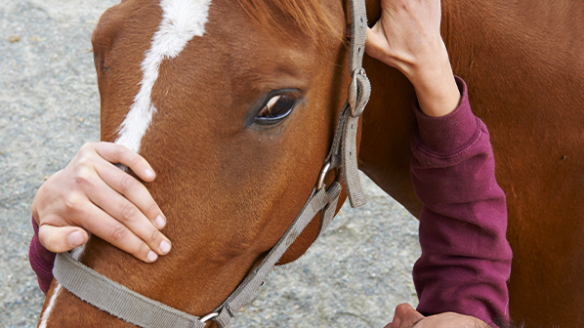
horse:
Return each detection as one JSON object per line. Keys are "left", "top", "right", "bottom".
{"left": 37, "top": 0, "right": 584, "bottom": 327}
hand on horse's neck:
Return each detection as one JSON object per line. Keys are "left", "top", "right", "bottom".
{"left": 357, "top": 0, "right": 461, "bottom": 217}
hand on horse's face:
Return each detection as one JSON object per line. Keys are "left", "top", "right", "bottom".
{"left": 32, "top": 142, "right": 171, "bottom": 263}
{"left": 365, "top": 0, "right": 461, "bottom": 118}
{"left": 385, "top": 303, "right": 489, "bottom": 328}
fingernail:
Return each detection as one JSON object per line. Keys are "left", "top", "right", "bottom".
{"left": 159, "top": 240, "right": 171, "bottom": 254}
{"left": 147, "top": 251, "right": 158, "bottom": 262}
{"left": 67, "top": 231, "right": 84, "bottom": 247}
{"left": 144, "top": 169, "right": 155, "bottom": 179}
{"left": 155, "top": 215, "right": 166, "bottom": 229}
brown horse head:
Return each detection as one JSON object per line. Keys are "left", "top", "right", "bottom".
{"left": 39, "top": 0, "right": 355, "bottom": 326}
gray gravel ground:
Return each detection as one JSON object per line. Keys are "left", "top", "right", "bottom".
{"left": 0, "top": 1, "right": 421, "bottom": 327}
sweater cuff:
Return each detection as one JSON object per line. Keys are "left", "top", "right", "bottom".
{"left": 413, "top": 76, "right": 479, "bottom": 155}
{"left": 29, "top": 217, "right": 56, "bottom": 294}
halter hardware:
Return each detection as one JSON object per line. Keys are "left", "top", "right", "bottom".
{"left": 348, "top": 68, "right": 370, "bottom": 118}
{"left": 317, "top": 162, "right": 332, "bottom": 190}
{"left": 199, "top": 313, "right": 219, "bottom": 323}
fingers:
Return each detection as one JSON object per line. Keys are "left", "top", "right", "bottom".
{"left": 35, "top": 142, "right": 171, "bottom": 263}
{"left": 91, "top": 142, "right": 156, "bottom": 182}
{"left": 94, "top": 159, "right": 166, "bottom": 229}
{"left": 85, "top": 175, "right": 171, "bottom": 257}
{"left": 76, "top": 202, "right": 163, "bottom": 263}
{"left": 365, "top": 25, "right": 403, "bottom": 71}
{"left": 39, "top": 224, "right": 89, "bottom": 253}
{"left": 365, "top": 26, "right": 388, "bottom": 63}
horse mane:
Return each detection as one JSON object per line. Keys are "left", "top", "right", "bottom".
{"left": 237, "top": 0, "right": 342, "bottom": 44}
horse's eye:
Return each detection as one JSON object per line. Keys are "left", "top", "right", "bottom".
{"left": 255, "top": 92, "right": 299, "bottom": 124}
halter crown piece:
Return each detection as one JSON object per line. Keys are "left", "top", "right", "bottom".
{"left": 53, "top": 1, "right": 371, "bottom": 327}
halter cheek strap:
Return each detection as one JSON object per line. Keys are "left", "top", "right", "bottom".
{"left": 53, "top": 0, "right": 370, "bottom": 327}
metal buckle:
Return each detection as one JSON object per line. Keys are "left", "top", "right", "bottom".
{"left": 348, "top": 68, "right": 367, "bottom": 118}
{"left": 200, "top": 312, "right": 219, "bottom": 323}
{"left": 316, "top": 162, "right": 332, "bottom": 191}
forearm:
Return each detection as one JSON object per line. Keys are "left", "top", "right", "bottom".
{"left": 410, "top": 78, "right": 513, "bottom": 325}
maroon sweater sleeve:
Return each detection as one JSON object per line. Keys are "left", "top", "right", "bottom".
{"left": 411, "top": 77, "right": 512, "bottom": 326}
{"left": 29, "top": 217, "right": 56, "bottom": 295}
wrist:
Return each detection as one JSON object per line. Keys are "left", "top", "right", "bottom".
{"left": 407, "top": 51, "right": 461, "bottom": 117}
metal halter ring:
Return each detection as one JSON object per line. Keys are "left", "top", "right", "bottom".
{"left": 200, "top": 312, "right": 219, "bottom": 323}
{"left": 317, "top": 162, "right": 332, "bottom": 190}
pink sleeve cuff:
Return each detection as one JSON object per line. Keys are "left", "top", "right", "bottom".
{"left": 413, "top": 76, "right": 479, "bottom": 155}
{"left": 29, "top": 217, "right": 56, "bottom": 294}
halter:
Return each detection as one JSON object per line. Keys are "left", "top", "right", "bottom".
{"left": 53, "top": 1, "right": 370, "bottom": 327}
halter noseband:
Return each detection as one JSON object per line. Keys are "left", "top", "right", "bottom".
{"left": 53, "top": 1, "right": 371, "bottom": 327}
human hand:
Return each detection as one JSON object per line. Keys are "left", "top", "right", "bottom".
{"left": 32, "top": 142, "right": 171, "bottom": 263}
{"left": 365, "top": 0, "right": 461, "bottom": 117}
{"left": 384, "top": 303, "right": 490, "bottom": 328}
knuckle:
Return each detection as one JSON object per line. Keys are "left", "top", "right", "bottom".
{"left": 76, "top": 152, "right": 94, "bottom": 167}
{"left": 111, "top": 225, "right": 128, "bottom": 242}
{"left": 78, "top": 143, "right": 95, "bottom": 158}
{"left": 139, "top": 242, "right": 150, "bottom": 254}
{"left": 130, "top": 154, "right": 141, "bottom": 166}
{"left": 395, "top": 303, "right": 411, "bottom": 315}
{"left": 113, "top": 144, "right": 128, "bottom": 159}
{"left": 73, "top": 168, "right": 93, "bottom": 188}
{"left": 119, "top": 203, "right": 137, "bottom": 222}
{"left": 65, "top": 194, "right": 83, "bottom": 212}
{"left": 119, "top": 175, "right": 134, "bottom": 194}
{"left": 41, "top": 230, "right": 66, "bottom": 252}
{"left": 134, "top": 242, "right": 151, "bottom": 259}
{"left": 80, "top": 142, "right": 92, "bottom": 153}
{"left": 147, "top": 202, "right": 159, "bottom": 216}
{"left": 45, "top": 234, "right": 61, "bottom": 250}
{"left": 150, "top": 229, "right": 160, "bottom": 243}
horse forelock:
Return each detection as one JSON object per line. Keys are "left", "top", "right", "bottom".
{"left": 115, "top": 0, "right": 212, "bottom": 153}
{"left": 38, "top": 283, "right": 63, "bottom": 328}
{"left": 237, "top": 0, "right": 342, "bottom": 44}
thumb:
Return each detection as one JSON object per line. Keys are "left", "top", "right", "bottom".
{"left": 38, "top": 224, "right": 88, "bottom": 253}
{"left": 365, "top": 25, "right": 394, "bottom": 67}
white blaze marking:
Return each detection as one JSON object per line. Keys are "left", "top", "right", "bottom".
{"left": 38, "top": 283, "right": 63, "bottom": 328}
{"left": 38, "top": 243, "right": 85, "bottom": 326}
{"left": 115, "top": 0, "right": 212, "bottom": 152}
{"left": 71, "top": 241, "right": 88, "bottom": 260}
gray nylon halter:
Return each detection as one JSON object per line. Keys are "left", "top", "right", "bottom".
{"left": 53, "top": 1, "right": 371, "bottom": 327}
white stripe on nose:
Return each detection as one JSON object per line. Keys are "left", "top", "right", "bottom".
{"left": 116, "top": 0, "right": 212, "bottom": 153}
{"left": 38, "top": 283, "right": 63, "bottom": 328}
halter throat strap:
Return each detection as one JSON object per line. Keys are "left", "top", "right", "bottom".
{"left": 52, "top": 1, "right": 370, "bottom": 327}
